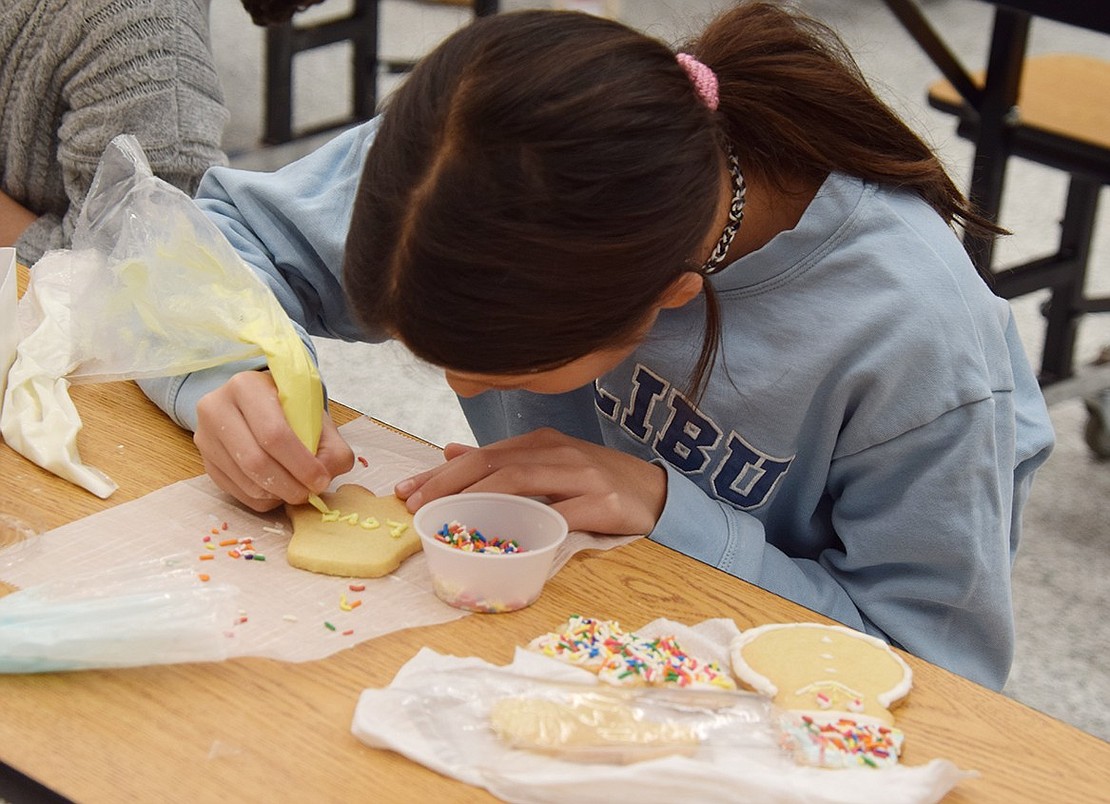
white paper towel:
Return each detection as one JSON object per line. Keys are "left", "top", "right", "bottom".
{"left": 352, "top": 618, "right": 974, "bottom": 804}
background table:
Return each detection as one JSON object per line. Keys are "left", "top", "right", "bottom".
{"left": 2, "top": 269, "right": 1109, "bottom": 801}
{"left": 882, "top": 0, "right": 1110, "bottom": 386}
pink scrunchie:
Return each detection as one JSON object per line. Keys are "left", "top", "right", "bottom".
{"left": 676, "top": 53, "right": 719, "bottom": 111}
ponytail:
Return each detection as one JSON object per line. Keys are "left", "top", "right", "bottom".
{"left": 690, "top": 3, "right": 1002, "bottom": 243}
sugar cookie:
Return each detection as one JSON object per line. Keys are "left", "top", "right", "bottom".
{"left": 730, "top": 622, "right": 913, "bottom": 769}
{"left": 528, "top": 615, "right": 737, "bottom": 690}
{"left": 729, "top": 622, "right": 911, "bottom": 725}
{"left": 285, "top": 484, "right": 420, "bottom": 577}
{"left": 526, "top": 615, "right": 633, "bottom": 673}
{"left": 781, "top": 714, "right": 905, "bottom": 769}
{"left": 489, "top": 694, "right": 700, "bottom": 764}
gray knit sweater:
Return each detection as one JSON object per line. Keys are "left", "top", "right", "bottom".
{"left": 0, "top": 0, "right": 229, "bottom": 265}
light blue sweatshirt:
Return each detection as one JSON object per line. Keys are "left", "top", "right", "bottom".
{"left": 141, "top": 119, "right": 1054, "bottom": 690}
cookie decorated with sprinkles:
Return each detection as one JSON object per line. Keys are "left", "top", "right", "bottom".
{"left": 528, "top": 616, "right": 736, "bottom": 690}
{"left": 596, "top": 634, "right": 736, "bottom": 690}
{"left": 526, "top": 615, "right": 633, "bottom": 674}
{"left": 782, "top": 714, "right": 905, "bottom": 769}
{"left": 730, "top": 622, "right": 913, "bottom": 769}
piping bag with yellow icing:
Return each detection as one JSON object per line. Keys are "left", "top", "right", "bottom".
{"left": 241, "top": 305, "right": 327, "bottom": 513}
{"left": 261, "top": 324, "right": 328, "bottom": 514}
{"left": 0, "top": 135, "right": 325, "bottom": 500}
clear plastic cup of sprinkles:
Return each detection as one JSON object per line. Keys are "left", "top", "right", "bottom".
{"left": 413, "top": 493, "right": 568, "bottom": 613}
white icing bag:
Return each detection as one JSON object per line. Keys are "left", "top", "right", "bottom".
{"left": 0, "top": 557, "right": 238, "bottom": 673}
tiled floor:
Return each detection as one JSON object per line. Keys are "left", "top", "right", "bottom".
{"left": 208, "top": 0, "right": 1110, "bottom": 741}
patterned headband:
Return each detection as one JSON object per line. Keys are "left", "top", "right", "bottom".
{"left": 701, "top": 145, "right": 747, "bottom": 275}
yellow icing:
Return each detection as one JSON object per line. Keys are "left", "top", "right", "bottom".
{"left": 238, "top": 315, "right": 322, "bottom": 455}
{"left": 307, "top": 494, "right": 331, "bottom": 514}
{"left": 731, "top": 623, "right": 912, "bottom": 725}
{"left": 318, "top": 509, "right": 393, "bottom": 533}
{"left": 114, "top": 236, "right": 324, "bottom": 455}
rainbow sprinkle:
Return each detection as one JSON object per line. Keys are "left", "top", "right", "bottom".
{"left": 434, "top": 521, "right": 523, "bottom": 554}
{"left": 528, "top": 615, "right": 736, "bottom": 690}
{"left": 784, "top": 715, "right": 904, "bottom": 769}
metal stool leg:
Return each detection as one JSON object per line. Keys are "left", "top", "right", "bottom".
{"left": 962, "top": 8, "right": 1030, "bottom": 274}
{"left": 352, "top": 0, "right": 380, "bottom": 125}
{"left": 1039, "top": 177, "right": 1100, "bottom": 383}
{"left": 264, "top": 24, "right": 296, "bottom": 145}
{"left": 263, "top": 0, "right": 495, "bottom": 146}
{"left": 263, "top": 0, "right": 381, "bottom": 145}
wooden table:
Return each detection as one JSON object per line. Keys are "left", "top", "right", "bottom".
{"left": 3, "top": 281, "right": 1109, "bottom": 802}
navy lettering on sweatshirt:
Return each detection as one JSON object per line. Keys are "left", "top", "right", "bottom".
{"left": 596, "top": 363, "right": 793, "bottom": 510}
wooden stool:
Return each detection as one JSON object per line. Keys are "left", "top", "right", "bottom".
{"left": 263, "top": 0, "right": 497, "bottom": 145}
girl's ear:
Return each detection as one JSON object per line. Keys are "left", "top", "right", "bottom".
{"left": 657, "top": 271, "right": 705, "bottom": 309}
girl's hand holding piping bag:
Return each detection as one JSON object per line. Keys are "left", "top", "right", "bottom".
{"left": 394, "top": 430, "right": 667, "bottom": 536}
{"left": 193, "top": 370, "right": 354, "bottom": 513}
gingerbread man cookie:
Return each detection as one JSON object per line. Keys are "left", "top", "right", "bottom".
{"left": 730, "top": 622, "right": 913, "bottom": 768}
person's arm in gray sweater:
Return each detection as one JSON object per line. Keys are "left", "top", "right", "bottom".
{"left": 3, "top": 0, "right": 229, "bottom": 265}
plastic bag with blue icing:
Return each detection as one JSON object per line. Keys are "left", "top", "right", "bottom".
{"left": 0, "top": 558, "right": 238, "bottom": 673}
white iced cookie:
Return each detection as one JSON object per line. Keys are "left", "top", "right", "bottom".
{"left": 528, "top": 616, "right": 736, "bottom": 690}
{"left": 526, "top": 615, "right": 634, "bottom": 674}
{"left": 595, "top": 634, "right": 737, "bottom": 690}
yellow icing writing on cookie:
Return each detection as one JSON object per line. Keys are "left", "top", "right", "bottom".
{"left": 284, "top": 484, "right": 420, "bottom": 578}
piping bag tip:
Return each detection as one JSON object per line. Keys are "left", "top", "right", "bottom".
{"left": 307, "top": 494, "right": 331, "bottom": 514}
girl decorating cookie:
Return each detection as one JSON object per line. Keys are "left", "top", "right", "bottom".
{"left": 140, "top": 3, "right": 1053, "bottom": 690}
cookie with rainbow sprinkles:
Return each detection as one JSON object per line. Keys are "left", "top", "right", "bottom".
{"left": 729, "top": 622, "right": 913, "bottom": 769}
{"left": 527, "top": 615, "right": 736, "bottom": 691}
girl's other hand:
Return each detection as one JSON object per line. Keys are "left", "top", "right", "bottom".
{"left": 394, "top": 428, "right": 666, "bottom": 535}
{"left": 193, "top": 370, "right": 354, "bottom": 511}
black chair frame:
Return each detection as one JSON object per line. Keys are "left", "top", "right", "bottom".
{"left": 263, "top": 0, "right": 498, "bottom": 146}
{"left": 883, "top": 0, "right": 1110, "bottom": 384}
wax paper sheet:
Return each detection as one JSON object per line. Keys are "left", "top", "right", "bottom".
{"left": 0, "top": 417, "right": 640, "bottom": 665}
{"left": 352, "top": 619, "right": 975, "bottom": 804}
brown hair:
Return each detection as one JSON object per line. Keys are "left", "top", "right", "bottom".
{"left": 344, "top": 3, "right": 999, "bottom": 396}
